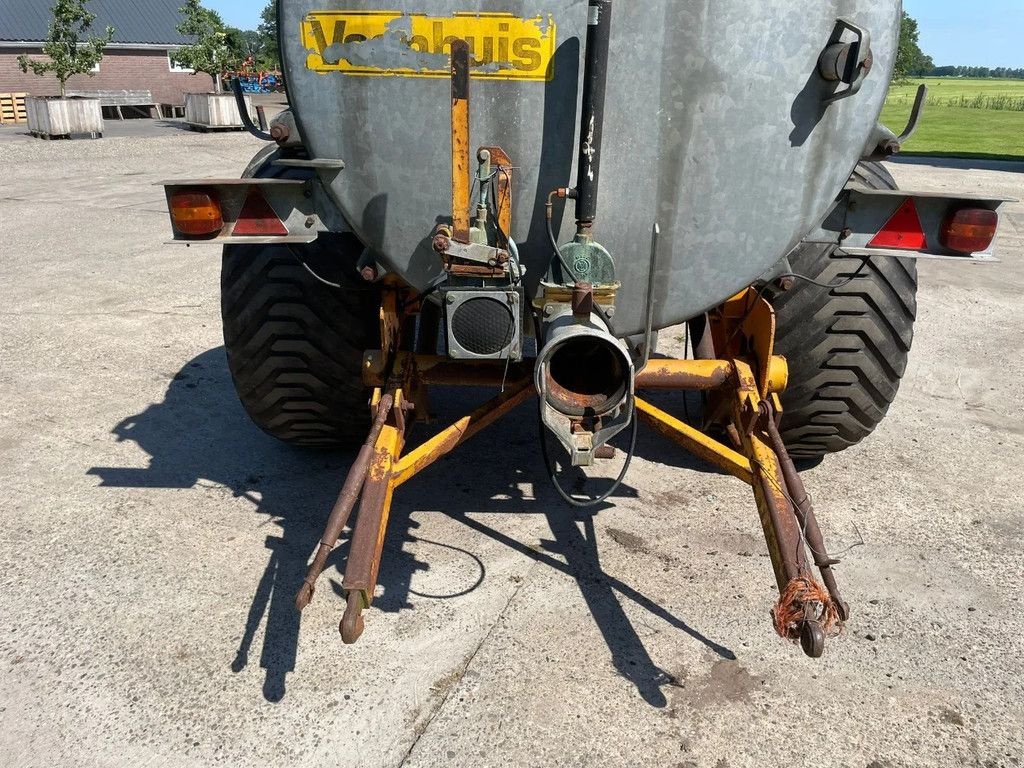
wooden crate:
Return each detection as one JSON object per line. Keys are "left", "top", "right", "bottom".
{"left": 26, "top": 96, "right": 103, "bottom": 139}
{"left": 0, "top": 93, "right": 28, "bottom": 124}
{"left": 184, "top": 92, "right": 253, "bottom": 130}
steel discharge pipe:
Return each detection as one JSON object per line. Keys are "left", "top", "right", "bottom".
{"left": 535, "top": 307, "right": 635, "bottom": 467}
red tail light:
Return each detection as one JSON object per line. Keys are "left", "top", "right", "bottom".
{"left": 940, "top": 208, "right": 998, "bottom": 254}
{"left": 170, "top": 190, "right": 223, "bottom": 237}
{"left": 868, "top": 198, "right": 927, "bottom": 250}
{"left": 233, "top": 188, "right": 288, "bottom": 236}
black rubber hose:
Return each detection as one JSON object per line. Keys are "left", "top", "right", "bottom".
{"left": 575, "top": 0, "right": 614, "bottom": 225}
{"left": 231, "top": 78, "right": 274, "bottom": 142}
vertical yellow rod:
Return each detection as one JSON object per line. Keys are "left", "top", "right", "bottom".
{"left": 450, "top": 39, "right": 471, "bottom": 242}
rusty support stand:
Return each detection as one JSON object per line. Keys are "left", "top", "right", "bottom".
{"left": 295, "top": 379, "right": 535, "bottom": 644}
{"left": 762, "top": 402, "right": 850, "bottom": 622}
{"left": 295, "top": 285, "right": 847, "bottom": 657}
{"left": 339, "top": 391, "right": 408, "bottom": 643}
{"left": 294, "top": 394, "right": 395, "bottom": 611}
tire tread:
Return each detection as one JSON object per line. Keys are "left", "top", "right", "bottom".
{"left": 221, "top": 239, "right": 379, "bottom": 448}
{"left": 773, "top": 161, "right": 918, "bottom": 458}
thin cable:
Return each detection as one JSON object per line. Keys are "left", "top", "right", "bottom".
{"left": 775, "top": 253, "right": 873, "bottom": 290}
{"left": 474, "top": 169, "right": 523, "bottom": 392}
{"left": 727, "top": 254, "right": 875, "bottom": 347}
{"left": 538, "top": 404, "right": 639, "bottom": 509}
{"left": 724, "top": 253, "right": 876, "bottom": 348}
{"left": 535, "top": 188, "right": 640, "bottom": 507}
{"left": 402, "top": 536, "right": 486, "bottom": 599}
{"left": 496, "top": 237, "right": 525, "bottom": 392}
{"left": 490, "top": 170, "right": 522, "bottom": 287}
{"left": 752, "top": 455, "right": 866, "bottom": 562}
{"left": 682, "top": 322, "right": 691, "bottom": 424}
{"left": 546, "top": 191, "right": 580, "bottom": 284}
{"left": 399, "top": 272, "right": 450, "bottom": 310}
{"left": 299, "top": 260, "right": 344, "bottom": 289}
{"left": 286, "top": 244, "right": 353, "bottom": 290}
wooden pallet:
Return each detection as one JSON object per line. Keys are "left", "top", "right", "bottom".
{"left": 0, "top": 93, "right": 28, "bottom": 124}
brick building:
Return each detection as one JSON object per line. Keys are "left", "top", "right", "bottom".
{"left": 0, "top": 0, "right": 215, "bottom": 108}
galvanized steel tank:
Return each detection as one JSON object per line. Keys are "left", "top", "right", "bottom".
{"left": 280, "top": 0, "right": 902, "bottom": 335}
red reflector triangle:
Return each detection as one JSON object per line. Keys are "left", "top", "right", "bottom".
{"left": 234, "top": 188, "right": 288, "bottom": 236}
{"left": 868, "top": 198, "right": 927, "bottom": 250}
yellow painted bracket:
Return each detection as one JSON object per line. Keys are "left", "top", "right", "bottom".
{"left": 393, "top": 380, "right": 534, "bottom": 487}
{"left": 635, "top": 397, "right": 753, "bottom": 485}
{"left": 711, "top": 289, "right": 782, "bottom": 398}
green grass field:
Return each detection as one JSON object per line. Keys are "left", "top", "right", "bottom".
{"left": 881, "top": 78, "right": 1024, "bottom": 160}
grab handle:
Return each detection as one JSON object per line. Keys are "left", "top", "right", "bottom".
{"left": 819, "top": 19, "right": 872, "bottom": 103}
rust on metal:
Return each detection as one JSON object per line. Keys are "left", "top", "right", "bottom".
{"left": 771, "top": 576, "right": 838, "bottom": 658}
{"left": 535, "top": 282, "right": 618, "bottom": 307}
{"left": 335, "top": 383, "right": 534, "bottom": 644}
{"left": 571, "top": 282, "right": 595, "bottom": 318}
{"left": 432, "top": 232, "right": 452, "bottom": 255}
{"left": 754, "top": 450, "right": 803, "bottom": 588}
{"left": 450, "top": 39, "right": 471, "bottom": 242}
{"left": 730, "top": 359, "right": 805, "bottom": 592}
{"left": 775, "top": 275, "right": 797, "bottom": 292}
{"left": 710, "top": 289, "right": 777, "bottom": 398}
{"left": 295, "top": 394, "right": 395, "bottom": 611}
{"left": 300, "top": 266, "right": 847, "bottom": 658}
{"left": 762, "top": 399, "right": 849, "bottom": 621}
{"left": 446, "top": 263, "right": 507, "bottom": 278}
{"left": 542, "top": 367, "right": 620, "bottom": 414}
{"left": 636, "top": 359, "right": 734, "bottom": 390}
{"left": 340, "top": 391, "right": 407, "bottom": 644}
{"left": 341, "top": 591, "right": 365, "bottom": 645}
{"left": 363, "top": 353, "right": 532, "bottom": 389}
{"left": 270, "top": 123, "right": 290, "bottom": 144}
{"left": 728, "top": 359, "right": 841, "bottom": 656}
{"left": 378, "top": 283, "right": 402, "bottom": 361}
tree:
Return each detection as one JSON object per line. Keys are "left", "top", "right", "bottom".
{"left": 909, "top": 53, "right": 934, "bottom": 77}
{"left": 229, "top": 28, "right": 260, "bottom": 61}
{"left": 228, "top": 26, "right": 278, "bottom": 70}
{"left": 258, "top": 1, "right": 280, "bottom": 69}
{"left": 173, "top": 0, "right": 242, "bottom": 93}
{"left": 893, "top": 11, "right": 930, "bottom": 83}
{"left": 17, "top": 0, "right": 115, "bottom": 98}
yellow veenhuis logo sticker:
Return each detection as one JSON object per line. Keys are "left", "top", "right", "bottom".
{"left": 301, "top": 12, "right": 557, "bottom": 80}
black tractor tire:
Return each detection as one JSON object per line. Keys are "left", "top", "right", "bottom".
{"left": 220, "top": 148, "right": 380, "bottom": 448}
{"left": 771, "top": 161, "right": 918, "bottom": 459}
{"left": 221, "top": 236, "right": 380, "bottom": 448}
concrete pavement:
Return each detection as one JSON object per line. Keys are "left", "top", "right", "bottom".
{"left": 0, "top": 130, "right": 1021, "bottom": 767}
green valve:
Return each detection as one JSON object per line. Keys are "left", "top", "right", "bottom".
{"left": 555, "top": 235, "right": 616, "bottom": 287}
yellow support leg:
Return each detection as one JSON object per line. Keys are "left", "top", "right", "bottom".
{"left": 340, "top": 392, "right": 407, "bottom": 644}
{"left": 634, "top": 397, "right": 754, "bottom": 485}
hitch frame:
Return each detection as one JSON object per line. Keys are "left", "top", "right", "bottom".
{"left": 294, "top": 281, "right": 848, "bottom": 658}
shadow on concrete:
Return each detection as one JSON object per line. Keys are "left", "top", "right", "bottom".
{"left": 88, "top": 346, "right": 735, "bottom": 707}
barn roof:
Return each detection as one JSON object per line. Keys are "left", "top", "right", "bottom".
{"left": 0, "top": 0, "right": 192, "bottom": 46}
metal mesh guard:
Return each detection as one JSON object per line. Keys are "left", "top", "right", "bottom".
{"left": 451, "top": 296, "right": 514, "bottom": 356}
